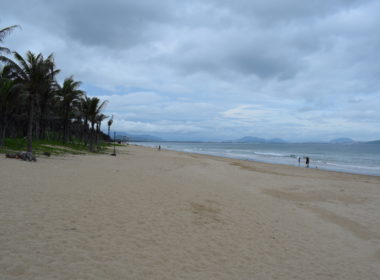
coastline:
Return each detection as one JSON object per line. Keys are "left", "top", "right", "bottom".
{"left": 172, "top": 148, "right": 380, "bottom": 179}
{"left": 132, "top": 142, "right": 380, "bottom": 177}
{"left": 1, "top": 145, "right": 380, "bottom": 279}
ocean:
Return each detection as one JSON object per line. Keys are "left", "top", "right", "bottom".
{"left": 131, "top": 142, "right": 380, "bottom": 176}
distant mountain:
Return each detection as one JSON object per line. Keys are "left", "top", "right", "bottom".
{"left": 268, "top": 138, "right": 287, "bottom": 143}
{"left": 235, "top": 136, "right": 266, "bottom": 143}
{"left": 329, "top": 137, "right": 356, "bottom": 144}
{"left": 115, "top": 132, "right": 163, "bottom": 142}
{"left": 366, "top": 140, "right": 380, "bottom": 144}
{"left": 226, "top": 136, "right": 287, "bottom": 143}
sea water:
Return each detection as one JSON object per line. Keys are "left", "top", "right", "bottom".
{"left": 131, "top": 142, "right": 380, "bottom": 176}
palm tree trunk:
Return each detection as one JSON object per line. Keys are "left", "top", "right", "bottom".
{"left": 0, "top": 115, "right": 5, "bottom": 147}
{"left": 35, "top": 118, "right": 40, "bottom": 140}
{"left": 39, "top": 104, "right": 47, "bottom": 139}
{"left": 96, "top": 123, "right": 99, "bottom": 148}
{"left": 97, "top": 123, "right": 103, "bottom": 149}
{"left": 89, "top": 121, "right": 95, "bottom": 152}
{"left": 27, "top": 94, "right": 35, "bottom": 153}
{"left": 63, "top": 116, "right": 68, "bottom": 144}
{"left": 83, "top": 117, "right": 88, "bottom": 145}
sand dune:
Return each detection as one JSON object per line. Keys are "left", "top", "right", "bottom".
{"left": 1, "top": 145, "right": 380, "bottom": 279}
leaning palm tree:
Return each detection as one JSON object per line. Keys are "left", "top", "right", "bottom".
{"left": 107, "top": 114, "right": 113, "bottom": 139}
{"left": 1, "top": 51, "right": 59, "bottom": 152}
{"left": 56, "top": 76, "right": 83, "bottom": 143}
{"left": 87, "top": 97, "right": 108, "bottom": 152}
{"left": 0, "top": 25, "right": 19, "bottom": 55}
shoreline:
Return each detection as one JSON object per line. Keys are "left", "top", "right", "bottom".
{"left": 1, "top": 145, "right": 380, "bottom": 279}
{"left": 131, "top": 142, "right": 380, "bottom": 177}
{"left": 151, "top": 144, "right": 380, "bottom": 180}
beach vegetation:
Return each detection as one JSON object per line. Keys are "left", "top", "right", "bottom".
{"left": 57, "top": 76, "right": 84, "bottom": 144}
{"left": 86, "top": 97, "right": 108, "bottom": 152}
{"left": 0, "top": 137, "right": 113, "bottom": 155}
{"left": 2, "top": 51, "right": 60, "bottom": 152}
{"left": 0, "top": 25, "right": 112, "bottom": 155}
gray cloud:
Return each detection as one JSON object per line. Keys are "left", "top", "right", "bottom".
{"left": 2, "top": 0, "right": 380, "bottom": 140}
{"left": 60, "top": 0, "right": 175, "bottom": 49}
{"left": 212, "top": 0, "right": 370, "bottom": 24}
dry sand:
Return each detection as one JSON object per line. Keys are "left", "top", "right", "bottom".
{"left": 1, "top": 145, "right": 380, "bottom": 279}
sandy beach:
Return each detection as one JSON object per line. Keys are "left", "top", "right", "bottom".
{"left": 1, "top": 145, "right": 380, "bottom": 279}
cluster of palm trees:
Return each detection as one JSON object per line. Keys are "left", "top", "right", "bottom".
{"left": 0, "top": 25, "right": 112, "bottom": 153}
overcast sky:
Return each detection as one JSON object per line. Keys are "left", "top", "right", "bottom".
{"left": 2, "top": 0, "right": 380, "bottom": 141}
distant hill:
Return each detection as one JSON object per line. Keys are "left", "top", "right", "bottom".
{"left": 268, "top": 138, "right": 287, "bottom": 143}
{"left": 235, "top": 136, "right": 266, "bottom": 143}
{"left": 115, "top": 133, "right": 163, "bottom": 142}
{"left": 366, "top": 140, "right": 380, "bottom": 144}
{"left": 329, "top": 137, "right": 356, "bottom": 144}
{"left": 226, "top": 136, "right": 287, "bottom": 143}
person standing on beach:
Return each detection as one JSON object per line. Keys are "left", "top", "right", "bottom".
{"left": 305, "top": 157, "right": 310, "bottom": 168}
{"left": 297, "top": 156, "right": 301, "bottom": 166}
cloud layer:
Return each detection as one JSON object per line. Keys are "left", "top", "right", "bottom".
{"left": 2, "top": 0, "right": 380, "bottom": 141}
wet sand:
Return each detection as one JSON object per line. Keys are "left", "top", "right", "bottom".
{"left": 1, "top": 145, "right": 380, "bottom": 279}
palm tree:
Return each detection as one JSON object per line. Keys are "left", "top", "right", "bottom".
{"left": 107, "top": 114, "right": 113, "bottom": 139}
{"left": 0, "top": 25, "right": 19, "bottom": 55}
{"left": 37, "top": 77, "right": 59, "bottom": 139}
{"left": 57, "top": 76, "right": 83, "bottom": 143}
{"left": 0, "top": 67, "right": 18, "bottom": 146}
{"left": 1, "top": 51, "right": 59, "bottom": 152}
{"left": 79, "top": 96, "right": 91, "bottom": 145}
{"left": 87, "top": 97, "right": 108, "bottom": 152}
{"left": 96, "top": 113, "right": 108, "bottom": 148}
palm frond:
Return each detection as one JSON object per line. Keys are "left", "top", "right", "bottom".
{"left": 12, "top": 51, "right": 30, "bottom": 75}
{"left": 0, "top": 55, "right": 28, "bottom": 80}
{"left": 0, "top": 25, "right": 20, "bottom": 41}
{"left": 0, "top": 46, "right": 11, "bottom": 54}
{"left": 96, "top": 100, "right": 108, "bottom": 114}
{"left": 108, "top": 114, "right": 114, "bottom": 127}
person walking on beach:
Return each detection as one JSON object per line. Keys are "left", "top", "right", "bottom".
{"left": 297, "top": 156, "right": 301, "bottom": 166}
{"left": 158, "top": 145, "right": 161, "bottom": 151}
{"left": 305, "top": 157, "right": 310, "bottom": 168}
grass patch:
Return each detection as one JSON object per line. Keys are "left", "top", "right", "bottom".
{"left": 0, "top": 138, "right": 117, "bottom": 156}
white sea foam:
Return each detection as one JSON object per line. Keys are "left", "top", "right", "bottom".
{"left": 132, "top": 142, "right": 380, "bottom": 176}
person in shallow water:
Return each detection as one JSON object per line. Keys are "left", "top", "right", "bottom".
{"left": 305, "top": 157, "right": 310, "bottom": 168}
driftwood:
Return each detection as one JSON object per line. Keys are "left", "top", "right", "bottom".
{"left": 5, "top": 151, "right": 37, "bottom": 162}
{"left": 6, "top": 153, "right": 18, "bottom": 159}
{"left": 19, "top": 152, "right": 37, "bottom": 161}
